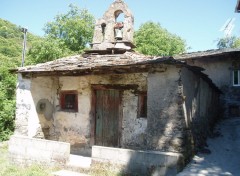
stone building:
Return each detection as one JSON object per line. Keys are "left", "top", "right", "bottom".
{"left": 176, "top": 49, "right": 240, "bottom": 118}
{"left": 10, "top": 0, "right": 221, "bottom": 175}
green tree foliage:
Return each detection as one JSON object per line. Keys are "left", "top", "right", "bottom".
{"left": 134, "top": 22, "right": 186, "bottom": 56}
{"left": 0, "top": 54, "right": 17, "bottom": 141}
{"left": 217, "top": 36, "right": 240, "bottom": 49}
{"left": 27, "top": 37, "right": 71, "bottom": 64}
{"left": 0, "top": 19, "right": 22, "bottom": 140}
{"left": 45, "top": 4, "right": 95, "bottom": 52}
{"left": 0, "top": 19, "right": 41, "bottom": 141}
{"left": 28, "top": 4, "right": 95, "bottom": 64}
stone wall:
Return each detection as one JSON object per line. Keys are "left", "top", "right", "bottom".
{"left": 185, "top": 57, "right": 240, "bottom": 118}
{"left": 92, "top": 0, "right": 134, "bottom": 50}
{"left": 181, "top": 67, "right": 220, "bottom": 158}
{"left": 92, "top": 146, "right": 184, "bottom": 176}
{"left": 147, "top": 66, "right": 186, "bottom": 153}
{"left": 15, "top": 65, "right": 220, "bottom": 161}
{"left": 16, "top": 73, "right": 148, "bottom": 156}
{"left": 15, "top": 74, "right": 30, "bottom": 136}
{"left": 146, "top": 66, "right": 220, "bottom": 161}
{"left": 8, "top": 135, "right": 70, "bottom": 167}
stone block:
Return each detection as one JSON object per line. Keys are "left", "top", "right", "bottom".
{"left": 92, "top": 146, "right": 184, "bottom": 176}
{"left": 8, "top": 135, "right": 70, "bottom": 167}
{"left": 118, "top": 149, "right": 133, "bottom": 163}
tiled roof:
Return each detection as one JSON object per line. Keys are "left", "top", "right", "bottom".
{"left": 13, "top": 52, "right": 173, "bottom": 74}
{"left": 175, "top": 48, "right": 240, "bottom": 60}
{"left": 11, "top": 51, "right": 221, "bottom": 93}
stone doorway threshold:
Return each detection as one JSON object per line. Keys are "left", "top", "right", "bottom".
{"left": 67, "top": 154, "right": 92, "bottom": 169}
{"left": 52, "top": 154, "right": 91, "bottom": 176}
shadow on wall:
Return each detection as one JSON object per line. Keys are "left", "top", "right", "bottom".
{"left": 120, "top": 68, "right": 221, "bottom": 175}
{"left": 121, "top": 83, "right": 186, "bottom": 175}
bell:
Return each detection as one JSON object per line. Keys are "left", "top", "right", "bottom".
{"left": 115, "top": 28, "right": 123, "bottom": 40}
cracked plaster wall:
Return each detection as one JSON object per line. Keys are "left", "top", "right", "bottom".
{"left": 185, "top": 58, "right": 240, "bottom": 118}
{"left": 15, "top": 73, "right": 148, "bottom": 155}
{"left": 15, "top": 66, "right": 220, "bottom": 160}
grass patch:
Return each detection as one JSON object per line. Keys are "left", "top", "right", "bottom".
{"left": 90, "top": 162, "right": 125, "bottom": 176}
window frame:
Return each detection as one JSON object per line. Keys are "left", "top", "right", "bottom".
{"left": 138, "top": 92, "right": 147, "bottom": 118}
{"left": 60, "top": 90, "right": 78, "bottom": 112}
{"left": 233, "top": 70, "right": 240, "bottom": 86}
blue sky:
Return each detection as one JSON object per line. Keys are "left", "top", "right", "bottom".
{"left": 1, "top": 0, "right": 240, "bottom": 52}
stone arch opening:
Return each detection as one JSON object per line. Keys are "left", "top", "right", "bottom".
{"left": 114, "top": 10, "right": 125, "bottom": 41}
{"left": 101, "top": 23, "right": 106, "bottom": 42}
{"left": 115, "top": 10, "right": 125, "bottom": 22}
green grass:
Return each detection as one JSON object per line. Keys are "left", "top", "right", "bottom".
{"left": 90, "top": 162, "right": 125, "bottom": 176}
{"left": 0, "top": 142, "right": 55, "bottom": 176}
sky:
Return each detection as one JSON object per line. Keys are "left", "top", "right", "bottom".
{"left": 1, "top": 0, "right": 240, "bottom": 52}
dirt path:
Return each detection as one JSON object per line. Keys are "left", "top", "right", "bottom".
{"left": 177, "top": 117, "right": 240, "bottom": 176}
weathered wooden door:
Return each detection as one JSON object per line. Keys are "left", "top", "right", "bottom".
{"left": 95, "top": 89, "right": 120, "bottom": 147}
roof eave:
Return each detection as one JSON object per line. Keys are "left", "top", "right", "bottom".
{"left": 236, "top": 0, "right": 240, "bottom": 12}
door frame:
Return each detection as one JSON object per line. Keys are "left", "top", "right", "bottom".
{"left": 90, "top": 85, "right": 124, "bottom": 147}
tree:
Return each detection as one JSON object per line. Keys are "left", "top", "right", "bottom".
{"left": 0, "top": 54, "right": 18, "bottom": 141}
{"left": 134, "top": 22, "right": 186, "bottom": 56}
{"left": 27, "top": 37, "right": 72, "bottom": 65}
{"left": 217, "top": 36, "right": 240, "bottom": 49}
{"left": 0, "top": 19, "right": 40, "bottom": 141}
{"left": 28, "top": 4, "right": 95, "bottom": 64}
{"left": 0, "top": 19, "right": 25, "bottom": 141}
{"left": 44, "top": 4, "right": 95, "bottom": 53}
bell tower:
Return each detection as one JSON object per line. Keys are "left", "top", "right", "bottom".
{"left": 89, "top": 0, "right": 135, "bottom": 54}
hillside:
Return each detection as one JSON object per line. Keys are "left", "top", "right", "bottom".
{"left": 0, "top": 18, "right": 41, "bottom": 141}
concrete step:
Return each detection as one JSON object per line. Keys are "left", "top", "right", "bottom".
{"left": 52, "top": 170, "right": 89, "bottom": 176}
{"left": 66, "top": 154, "right": 92, "bottom": 169}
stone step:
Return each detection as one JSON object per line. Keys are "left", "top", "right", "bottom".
{"left": 52, "top": 170, "right": 89, "bottom": 176}
{"left": 66, "top": 154, "right": 92, "bottom": 169}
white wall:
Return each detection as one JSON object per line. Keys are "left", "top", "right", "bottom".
{"left": 16, "top": 73, "right": 148, "bottom": 155}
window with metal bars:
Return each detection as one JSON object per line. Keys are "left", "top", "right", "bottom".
{"left": 60, "top": 91, "right": 78, "bottom": 112}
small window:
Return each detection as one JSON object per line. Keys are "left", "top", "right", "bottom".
{"left": 101, "top": 23, "right": 106, "bottom": 42}
{"left": 233, "top": 70, "right": 240, "bottom": 86}
{"left": 60, "top": 91, "right": 78, "bottom": 112}
{"left": 138, "top": 92, "right": 147, "bottom": 118}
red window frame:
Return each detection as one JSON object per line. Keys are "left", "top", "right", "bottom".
{"left": 60, "top": 91, "right": 78, "bottom": 112}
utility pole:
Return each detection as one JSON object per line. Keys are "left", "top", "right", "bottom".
{"left": 21, "top": 27, "right": 28, "bottom": 67}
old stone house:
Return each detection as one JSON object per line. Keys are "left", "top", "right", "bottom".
{"left": 176, "top": 49, "right": 240, "bottom": 118}
{"left": 9, "top": 0, "right": 221, "bottom": 175}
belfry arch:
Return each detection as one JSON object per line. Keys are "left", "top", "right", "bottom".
{"left": 91, "top": 0, "right": 134, "bottom": 52}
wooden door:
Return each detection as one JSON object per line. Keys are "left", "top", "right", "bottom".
{"left": 95, "top": 89, "right": 120, "bottom": 147}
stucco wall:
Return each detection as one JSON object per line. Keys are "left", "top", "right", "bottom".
{"left": 15, "top": 65, "right": 220, "bottom": 160}
{"left": 185, "top": 58, "right": 240, "bottom": 118}
{"left": 147, "top": 66, "right": 187, "bottom": 153}
{"left": 186, "top": 58, "right": 231, "bottom": 88}
{"left": 16, "top": 73, "right": 148, "bottom": 155}
{"left": 181, "top": 67, "right": 220, "bottom": 158}
{"left": 15, "top": 74, "right": 42, "bottom": 137}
